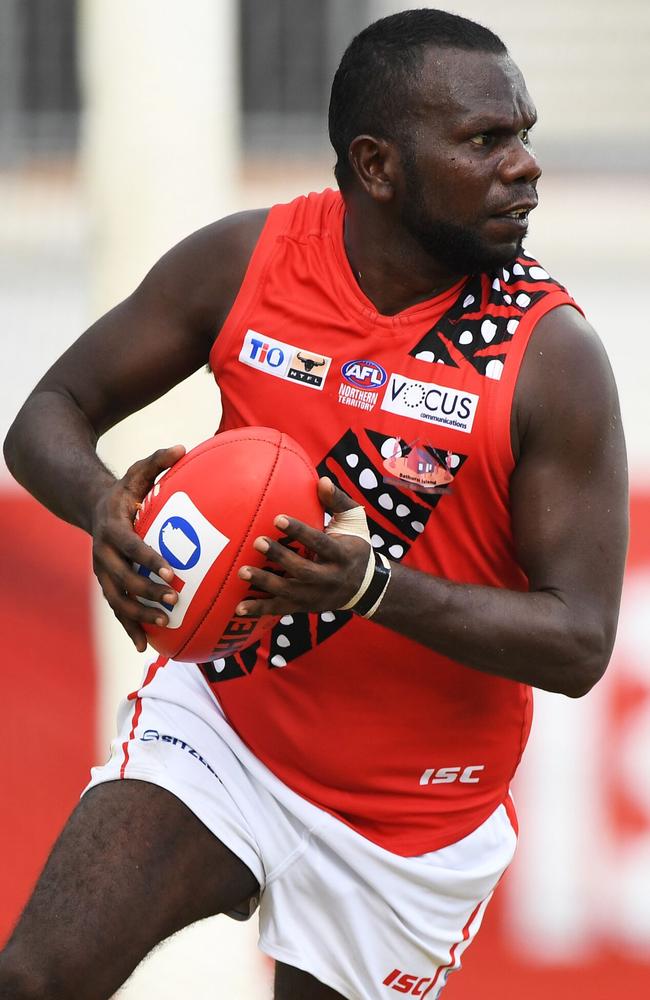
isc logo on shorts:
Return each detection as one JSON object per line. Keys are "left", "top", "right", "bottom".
{"left": 381, "top": 373, "right": 479, "bottom": 433}
{"left": 239, "top": 329, "right": 331, "bottom": 390}
{"left": 383, "top": 968, "right": 434, "bottom": 995}
{"left": 135, "top": 492, "right": 230, "bottom": 629}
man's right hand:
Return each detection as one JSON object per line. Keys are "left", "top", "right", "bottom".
{"left": 91, "top": 445, "right": 186, "bottom": 651}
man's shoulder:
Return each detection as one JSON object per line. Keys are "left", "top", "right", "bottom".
{"left": 180, "top": 207, "right": 271, "bottom": 264}
{"left": 178, "top": 187, "right": 340, "bottom": 263}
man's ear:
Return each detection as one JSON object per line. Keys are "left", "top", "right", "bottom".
{"left": 347, "top": 135, "right": 399, "bottom": 203}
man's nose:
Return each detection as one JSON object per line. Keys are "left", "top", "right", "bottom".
{"left": 500, "top": 139, "right": 542, "bottom": 185}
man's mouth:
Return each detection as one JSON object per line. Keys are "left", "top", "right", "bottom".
{"left": 500, "top": 208, "right": 529, "bottom": 220}
{"left": 492, "top": 198, "right": 538, "bottom": 224}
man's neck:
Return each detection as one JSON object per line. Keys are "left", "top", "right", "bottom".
{"left": 343, "top": 208, "right": 462, "bottom": 316}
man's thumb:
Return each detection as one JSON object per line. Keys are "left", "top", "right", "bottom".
{"left": 318, "top": 476, "right": 358, "bottom": 515}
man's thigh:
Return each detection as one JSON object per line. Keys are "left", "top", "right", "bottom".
{"left": 0, "top": 779, "right": 259, "bottom": 1000}
{"left": 275, "top": 962, "right": 347, "bottom": 999}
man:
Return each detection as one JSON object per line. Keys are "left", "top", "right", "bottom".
{"left": 1, "top": 8, "right": 628, "bottom": 1000}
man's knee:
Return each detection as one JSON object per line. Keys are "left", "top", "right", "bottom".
{"left": 0, "top": 947, "right": 61, "bottom": 1000}
{"left": 0, "top": 780, "right": 260, "bottom": 999}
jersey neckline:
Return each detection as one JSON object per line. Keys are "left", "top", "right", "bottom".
{"left": 327, "top": 190, "right": 468, "bottom": 330}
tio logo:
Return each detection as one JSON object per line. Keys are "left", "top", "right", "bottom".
{"left": 419, "top": 766, "right": 484, "bottom": 785}
{"left": 248, "top": 337, "right": 285, "bottom": 368}
{"left": 383, "top": 969, "right": 433, "bottom": 996}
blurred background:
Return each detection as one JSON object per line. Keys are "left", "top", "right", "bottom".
{"left": 1, "top": 1, "right": 649, "bottom": 997}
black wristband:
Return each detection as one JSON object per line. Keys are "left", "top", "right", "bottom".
{"left": 352, "top": 552, "right": 391, "bottom": 617}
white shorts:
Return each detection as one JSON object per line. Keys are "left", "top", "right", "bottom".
{"left": 86, "top": 657, "right": 517, "bottom": 1000}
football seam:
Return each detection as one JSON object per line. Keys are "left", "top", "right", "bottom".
{"left": 176, "top": 440, "right": 285, "bottom": 659}
{"left": 135, "top": 431, "right": 283, "bottom": 537}
{"left": 277, "top": 435, "right": 320, "bottom": 484}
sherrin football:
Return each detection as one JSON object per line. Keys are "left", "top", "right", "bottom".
{"left": 133, "top": 427, "right": 321, "bottom": 663}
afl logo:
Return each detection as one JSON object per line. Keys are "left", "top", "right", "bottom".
{"left": 341, "top": 360, "right": 387, "bottom": 390}
{"left": 158, "top": 516, "right": 202, "bottom": 570}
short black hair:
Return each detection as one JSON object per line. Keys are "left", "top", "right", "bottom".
{"left": 328, "top": 8, "right": 507, "bottom": 190}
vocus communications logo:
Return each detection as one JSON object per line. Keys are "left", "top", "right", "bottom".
{"left": 239, "top": 330, "right": 331, "bottom": 390}
{"left": 135, "top": 492, "right": 229, "bottom": 628}
{"left": 381, "top": 373, "right": 479, "bottom": 433}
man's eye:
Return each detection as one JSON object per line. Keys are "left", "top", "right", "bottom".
{"left": 519, "top": 128, "right": 531, "bottom": 145}
{"left": 470, "top": 133, "right": 492, "bottom": 147}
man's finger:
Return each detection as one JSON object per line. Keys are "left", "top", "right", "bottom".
{"left": 96, "top": 530, "right": 179, "bottom": 598}
{"left": 236, "top": 596, "right": 289, "bottom": 618}
{"left": 124, "top": 444, "right": 186, "bottom": 500}
{"left": 250, "top": 535, "right": 316, "bottom": 576}
{"left": 115, "top": 612, "right": 149, "bottom": 652}
{"left": 317, "top": 476, "right": 359, "bottom": 515}
{"left": 99, "top": 572, "right": 170, "bottom": 628}
{"left": 273, "top": 515, "right": 340, "bottom": 561}
{"left": 237, "top": 563, "right": 288, "bottom": 596}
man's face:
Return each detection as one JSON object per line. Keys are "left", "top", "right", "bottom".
{"left": 396, "top": 48, "right": 541, "bottom": 274}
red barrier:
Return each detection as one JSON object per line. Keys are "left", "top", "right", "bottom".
{"left": 0, "top": 491, "right": 97, "bottom": 944}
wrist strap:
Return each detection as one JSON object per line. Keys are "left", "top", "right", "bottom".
{"left": 339, "top": 544, "right": 375, "bottom": 610}
{"left": 349, "top": 552, "right": 392, "bottom": 619}
{"left": 327, "top": 504, "right": 391, "bottom": 618}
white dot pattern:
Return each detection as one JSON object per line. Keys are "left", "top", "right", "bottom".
{"left": 485, "top": 359, "right": 504, "bottom": 380}
{"left": 359, "top": 468, "right": 378, "bottom": 490}
{"left": 481, "top": 319, "right": 497, "bottom": 342}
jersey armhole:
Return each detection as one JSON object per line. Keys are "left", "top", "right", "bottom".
{"left": 208, "top": 201, "right": 296, "bottom": 375}
{"left": 490, "top": 291, "right": 585, "bottom": 479}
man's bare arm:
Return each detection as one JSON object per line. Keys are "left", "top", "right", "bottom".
{"left": 3, "top": 209, "right": 268, "bottom": 648}
{"left": 237, "top": 306, "right": 629, "bottom": 698}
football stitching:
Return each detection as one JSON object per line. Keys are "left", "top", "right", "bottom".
{"left": 177, "top": 439, "right": 284, "bottom": 658}
{"left": 135, "top": 430, "right": 283, "bottom": 537}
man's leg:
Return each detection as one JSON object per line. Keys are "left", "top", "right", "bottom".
{"left": 274, "top": 962, "right": 347, "bottom": 1000}
{"left": 0, "top": 779, "right": 259, "bottom": 1000}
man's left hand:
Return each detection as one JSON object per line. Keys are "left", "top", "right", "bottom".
{"left": 235, "top": 477, "right": 370, "bottom": 617}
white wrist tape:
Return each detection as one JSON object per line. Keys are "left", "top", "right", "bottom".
{"left": 325, "top": 505, "right": 391, "bottom": 616}
{"left": 325, "top": 505, "right": 373, "bottom": 610}
{"left": 325, "top": 505, "right": 372, "bottom": 542}
{"left": 339, "top": 546, "right": 375, "bottom": 610}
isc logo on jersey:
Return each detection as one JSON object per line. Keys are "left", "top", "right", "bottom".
{"left": 419, "top": 766, "right": 484, "bottom": 785}
{"left": 135, "top": 492, "right": 230, "bottom": 628}
{"left": 381, "top": 373, "right": 479, "bottom": 433}
{"left": 239, "top": 330, "right": 331, "bottom": 390}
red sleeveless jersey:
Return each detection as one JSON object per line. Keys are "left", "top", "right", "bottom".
{"left": 205, "top": 189, "right": 579, "bottom": 855}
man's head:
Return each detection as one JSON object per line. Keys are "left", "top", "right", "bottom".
{"left": 329, "top": 9, "right": 541, "bottom": 273}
